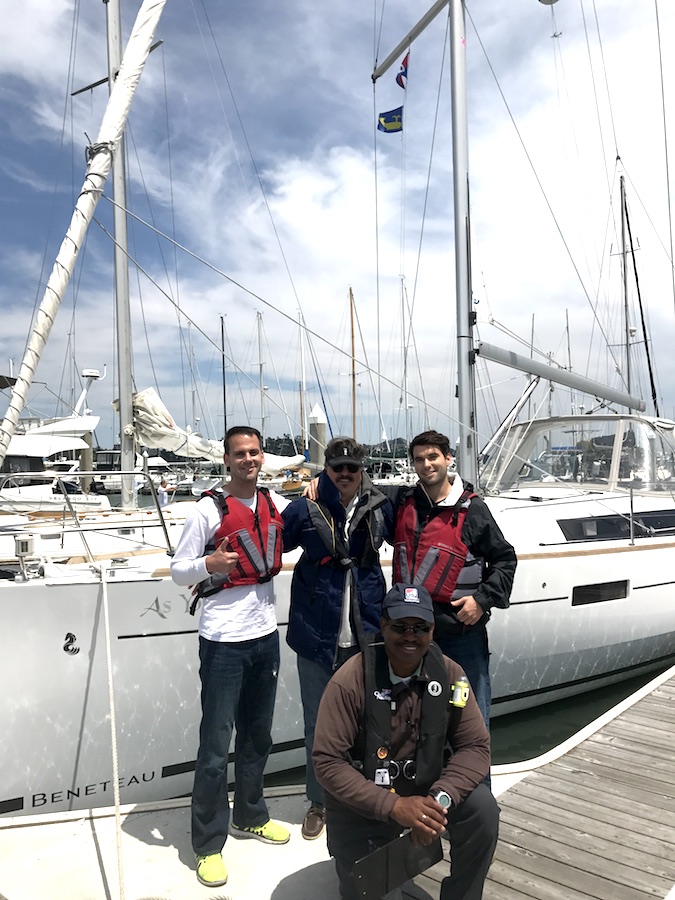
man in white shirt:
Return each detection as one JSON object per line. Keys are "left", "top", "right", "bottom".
{"left": 170, "top": 426, "right": 290, "bottom": 889}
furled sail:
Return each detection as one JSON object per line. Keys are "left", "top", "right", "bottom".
{"left": 129, "top": 388, "right": 306, "bottom": 475}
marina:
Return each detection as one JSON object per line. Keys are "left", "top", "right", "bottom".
{"left": 1, "top": 664, "right": 673, "bottom": 900}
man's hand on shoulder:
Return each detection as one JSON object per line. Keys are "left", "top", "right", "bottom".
{"left": 390, "top": 795, "right": 446, "bottom": 846}
{"left": 450, "top": 595, "right": 484, "bottom": 625}
{"left": 302, "top": 476, "right": 320, "bottom": 500}
{"left": 205, "top": 538, "right": 239, "bottom": 575}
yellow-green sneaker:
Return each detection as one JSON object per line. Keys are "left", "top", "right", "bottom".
{"left": 196, "top": 852, "right": 228, "bottom": 887}
{"left": 230, "top": 818, "right": 290, "bottom": 844}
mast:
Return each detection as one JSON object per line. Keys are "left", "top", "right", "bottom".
{"left": 349, "top": 288, "right": 357, "bottom": 439}
{"left": 299, "top": 310, "right": 309, "bottom": 456}
{"left": 0, "top": 0, "right": 167, "bottom": 469}
{"left": 107, "top": 0, "right": 136, "bottom": 509}
{"left": 449, "top": 0, "right": 477, "bottom": 485}
{"left": 620, "top": 175, "right": 631, "bottom": 399}
{"left": 257, "top": 311, "right": 266, "bottom": 443}
{"left": 220, "top": 315, "right": 227, "bottom": 435}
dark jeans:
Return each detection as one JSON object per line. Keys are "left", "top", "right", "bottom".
{"left": 191, "top": 631, "right": 280, "bottom": 855}
{"left": 434, "top": 625, "right": 491, "bottom": 728}
{"left": 326, "top": 783, "right": 499, "bottom": 900}
{"left": 297, "top": 654, "right": 334, "bottom": 807}
{"left": 297, "top": 646, "right": 360, "bottom": 808}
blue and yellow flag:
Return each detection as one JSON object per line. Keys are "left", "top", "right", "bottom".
{"left": 377, "top": 106, "right": 403, "bottom": 133}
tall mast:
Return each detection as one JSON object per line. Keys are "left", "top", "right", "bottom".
{"left": 620, "top": 175, "right": 631, "bottom": 399}
{"left": 449, "top": 0, "right": 477, "bottom": 484}
{"left": 220, "top": 315, "right": 227, "bottom": 435}
{"left": 299, "top": 310, "right": 309, "bottom": 456}
{"left": 257, "top": 311, "right": 266, "bottom": 443}
{"left": 106, "top": 0, "right": 137, "bottom": 509}
{"left": 349, "top": 288, "right": 357, "bottom": 439}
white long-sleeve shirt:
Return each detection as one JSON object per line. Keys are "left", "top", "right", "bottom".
{"left": 170, "top": 489, "right": 288, "bottom": 642}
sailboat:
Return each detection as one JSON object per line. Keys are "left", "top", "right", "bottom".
{"left": 372, "top": 0, "right": 675, "bottom": 716}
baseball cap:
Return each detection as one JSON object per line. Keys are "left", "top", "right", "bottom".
{"left": 325, "top": 436, "right": 366, "bottom": 468}
{"left": 383, "top": 583, "right": 434, "bottom": 624}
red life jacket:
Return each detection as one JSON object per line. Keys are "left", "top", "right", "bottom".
{"left": 393, "top": 489, "right": 475, "bottom": 605}
{"left": 206, "top": 487, "right": 283, "bottom": 588}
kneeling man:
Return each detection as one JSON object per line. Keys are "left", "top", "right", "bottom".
{"left": 313, "top": 583, "right": 499, "bottom": 900}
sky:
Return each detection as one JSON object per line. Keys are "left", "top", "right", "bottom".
{"left": 1, "top": 0, "right": 674, "bottom": 454}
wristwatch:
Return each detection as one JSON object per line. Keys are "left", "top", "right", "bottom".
{"left": 429, "top": 788, "right": 452, "bottom": 809}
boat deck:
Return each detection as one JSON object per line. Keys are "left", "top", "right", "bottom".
{"left": 1, "top": 666, "right": 674, "bottom": 900}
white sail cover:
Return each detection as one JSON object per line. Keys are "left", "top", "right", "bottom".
{"left": 7, "top": 434, "right": 89, "bottom": 458}
{"left": 130, "top": 388, "right": 306, "bottom": 474}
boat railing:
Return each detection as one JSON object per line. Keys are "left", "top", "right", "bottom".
{"left": 0, "top": 470, "right": 176, "bottom": 557}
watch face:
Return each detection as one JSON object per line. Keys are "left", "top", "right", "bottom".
{"left": 436, "top": 790, "right": 451, "bottom": 809}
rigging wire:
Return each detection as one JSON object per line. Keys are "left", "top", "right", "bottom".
{"left": 466, "top": 6, "right": 623, "bottom": 387}
{"left": 191, "top": 0, "right": 330, "bottom": 434}
{"left": 653, "top": 0, "right": 675, "bottom": 313}
{"left": 93, "top": 199, "right": 472, "bottom": 445}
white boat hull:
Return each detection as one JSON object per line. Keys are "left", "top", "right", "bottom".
{"left": 2, "top": 485, "right": 675, "bottom": 817}
{"left": 1, "top": 557, "right": 302, "bottom": 818}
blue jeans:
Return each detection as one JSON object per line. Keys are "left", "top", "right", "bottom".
{"left": 434, "top": 624, "right": 491, "bottom": 727}
{"left": 297, "top": 654, "right": 334, "bottom": 807}
{"left": 191, "top": 631, "right": 280, "bottom": 855}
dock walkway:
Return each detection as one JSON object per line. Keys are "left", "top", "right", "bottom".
{"left": 1, "top": 667, "right": 674, "bottom": 900}
{"left": 411, "top": 671, "right": 675, "bottom": 900}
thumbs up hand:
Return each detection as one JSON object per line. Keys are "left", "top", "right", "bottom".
{"left": 205, "top": 538, "right": 239, "bottom": 575}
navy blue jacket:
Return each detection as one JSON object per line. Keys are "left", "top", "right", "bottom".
{"left": 282, "top": 471, "right": 395, "bottom": 670}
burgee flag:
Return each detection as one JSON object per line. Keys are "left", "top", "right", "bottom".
{"left": 377, "top": 106, "right": 403, "bottom": 133}
{"left": 396, "top": 52, "right": 409, "bottom": 89}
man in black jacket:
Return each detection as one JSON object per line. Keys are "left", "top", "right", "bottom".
{"left": 393, "top": 430, "right": 516, "bottom": 726}
{"left": 283, "top": 436, "right": 395, "bottom": 841}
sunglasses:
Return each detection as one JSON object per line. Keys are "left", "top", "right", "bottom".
{"left": 329, "top": 463, "right": 361, "bottom": 474}
{"left": 387, "top": 622, "right": 432, "bottom": 635}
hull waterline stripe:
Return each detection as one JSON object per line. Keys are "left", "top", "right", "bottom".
{"left": 161, "top": 738, "right": 305, "bottom": 780}
{"left": 0, "top": 797, "right": 23, "bottom": 815}
{"left": 117, "top": 629, "right": 198, "bottom": 640}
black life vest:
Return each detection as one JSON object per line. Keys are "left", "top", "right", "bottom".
{"left": 190, "top": 487, "right": 283, "bottom": 613}
{"left": 393, "top": 488, "right": 477, "bottom": 606}
{"left": 306, "top": 497, "right": 384, "bottom": 570}
{"left": 357, "top": 642, "right": 454, "bottom": 796}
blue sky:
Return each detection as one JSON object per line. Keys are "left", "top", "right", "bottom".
{"left": 1, "top": 0, "right": 674, "bottom": 451}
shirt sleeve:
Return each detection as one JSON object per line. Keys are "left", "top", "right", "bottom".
{"left": 169, "top": 500, "right": 214, "bottom": 586}
{"left": 463, "top": 497, "right": 517, "bottom": 611}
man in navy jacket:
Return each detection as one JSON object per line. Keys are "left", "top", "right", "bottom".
{"left": 282, "top": 437, "right": 395, "bottom": 841}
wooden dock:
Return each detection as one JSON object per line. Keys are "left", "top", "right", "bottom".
{"left": 408, "top": 675, "right": 675, "bottom": 900}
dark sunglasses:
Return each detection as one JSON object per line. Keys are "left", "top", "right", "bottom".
{"left": 387, "top": 622, "right": 432, "bottom": 635}
{"left": 329, "top": 463, "right": 361, "bottom": 474}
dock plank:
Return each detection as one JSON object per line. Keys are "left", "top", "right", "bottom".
{"left": 499, "top": 783, "right": 675, "bottom": 861}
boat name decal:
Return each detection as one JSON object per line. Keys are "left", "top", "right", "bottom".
{"left": 63, "top": 633, "right": 80, "bottom": 655}
{"left": 31, "top": 770, "right": 156, "bottom": 808}
{"left": 140, "top": 595, "right": 193, "bottom": 619}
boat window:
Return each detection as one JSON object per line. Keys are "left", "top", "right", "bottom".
{"left": 558, "top": 508, "right": 675, "bottom": 541}
{"left": 572, "top": 581, "right": 628, "bottom": 606}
